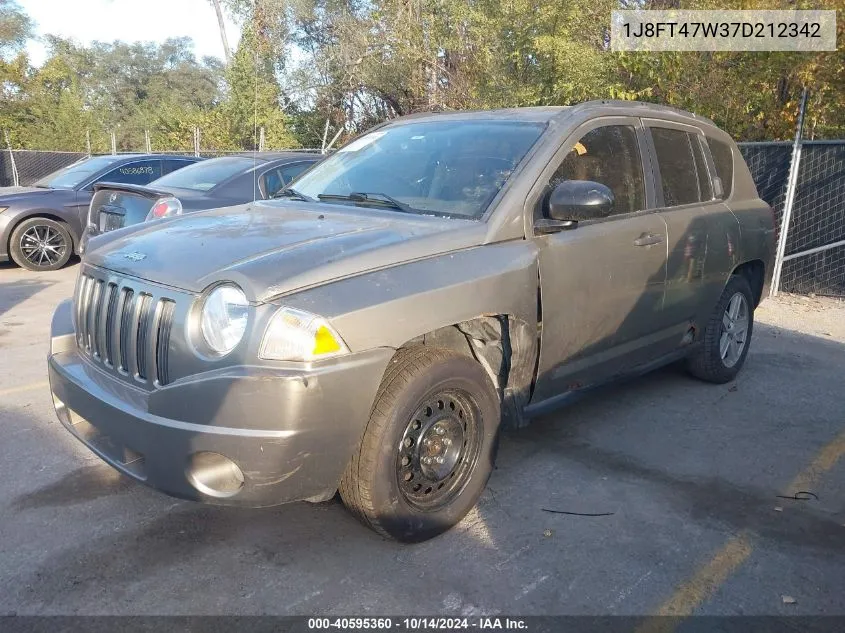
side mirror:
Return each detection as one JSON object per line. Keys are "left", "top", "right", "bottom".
{"left": 546, "top": 180, "right": 614, "bottom": 223}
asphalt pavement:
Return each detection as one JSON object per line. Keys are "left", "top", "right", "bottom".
{"left": 1, "top": 260, "right": 843, "bottom": 617}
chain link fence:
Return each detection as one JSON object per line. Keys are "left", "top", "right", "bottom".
{"left": 739, "top": 140, "right": 845, "bottom": 298}
{"left": 0, "top": 150, "right": 87, "bottom": 187}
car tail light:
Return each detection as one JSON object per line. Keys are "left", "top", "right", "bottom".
{"left": 147, "top": 197, "right": 182, "bottom": 221}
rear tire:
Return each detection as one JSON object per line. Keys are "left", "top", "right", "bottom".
{"left": 686, "top": 275, "right": 754, "bottom": 384}
{"left": 9, "top": 217, "right": 73, "bottom": 271}
{"left": 339, "top": 347, "right": 500, "bottom": 542}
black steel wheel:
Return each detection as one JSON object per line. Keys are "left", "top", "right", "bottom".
{"left": 10, "top": 217, "right": 73, "bottom": 271}
{"left": 340, "top": 347, "right": 500, "bottom": 542}
{"left": 397, "top": 389, "right": 483, "bottom": 511}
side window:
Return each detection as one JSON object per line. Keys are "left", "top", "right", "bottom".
{"left": 650, "top": 127, "right": 700, "bottom": 206}
{"left": 690, "top": 135, "right": 713, "bottom": 201}
{"left": 707, "top": 138, "right": 734, "bottom": 198}
{"left": 99, "top": 160, "right": 162, "bottom": 186}
{"left": 262, "top": 162, "right": 313, "bottom": 198}
{"left": 162, "top": 159, "right": 195, "bottom": 175}
{"left": 548, "top": 125, "right": 645, "bottom": 216}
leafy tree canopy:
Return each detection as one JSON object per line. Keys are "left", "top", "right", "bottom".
{"left": 2, "top": 0, "right": 843, "bottom": 150}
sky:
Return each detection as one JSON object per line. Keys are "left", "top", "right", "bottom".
{"left": 19, "top": 0, "right": 241, "bottom": 66}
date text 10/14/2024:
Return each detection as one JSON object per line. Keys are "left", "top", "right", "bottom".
{"left": 307, "top": 618, "right": 529, "bottom": 630}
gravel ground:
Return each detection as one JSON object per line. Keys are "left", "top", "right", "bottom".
{"left": 756, "top": 292, "right": 845, "bottom": 340}
{"left": 0, "top": 261, "right": 843, "bottom": 618}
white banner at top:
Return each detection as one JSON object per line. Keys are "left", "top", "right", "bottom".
{"left": 610, "top": 10, "right": 837, "bottom": 52}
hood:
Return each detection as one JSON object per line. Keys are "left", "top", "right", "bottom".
{"left": 84, "top": 201, "right": 487, "bottom": 302}
{"left": 0, "top": 186, "right": 58, "bottom": 202}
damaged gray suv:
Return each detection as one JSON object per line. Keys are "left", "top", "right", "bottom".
{"left": 48, "top": 101, "right": 775, "bottom": 542}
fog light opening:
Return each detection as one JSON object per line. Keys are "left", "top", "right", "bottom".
{"left": 187, "top": 452, "right": 244, "bottom": 498}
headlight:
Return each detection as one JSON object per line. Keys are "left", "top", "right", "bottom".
{"left": 200, "top": 285, "right": 249, "bottom": 355}
{"left": 260, "top": 307, "right": 349, "bottom": 361}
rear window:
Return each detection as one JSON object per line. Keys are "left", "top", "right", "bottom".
{"left": 152, "top": 156, "right": 257, "bottom": 191}
{"left": 651, "top": 127, "right": 700, "bottom": 207}
{"left": 707, "top": 138, "right": 734, "bottom": 198}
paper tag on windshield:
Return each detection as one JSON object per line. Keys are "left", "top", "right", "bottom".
{"left": 339, "top": 130, "right": 387, "bottom": 153}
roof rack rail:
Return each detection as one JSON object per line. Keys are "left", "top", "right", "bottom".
{"left": 569, "top": 100, "right": 716, "bottom": 126}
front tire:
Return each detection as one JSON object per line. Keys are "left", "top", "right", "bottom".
{"left": 9, "top": 217, "right": 73, "bottom": 271}
{"left": 339, "top": 347, "right": 500, "bottom": 542}
{"left": 687, "top": 275, "right": 754, "bottom": 384}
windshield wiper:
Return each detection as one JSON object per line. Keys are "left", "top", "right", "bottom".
{"left": 273, "top": 187, "right": 315, "bottom": 202}
{"left": 317, "top": 192, "right": 416, "bottom": 214}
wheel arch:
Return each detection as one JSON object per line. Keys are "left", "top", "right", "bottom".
{"left": 6, "top": 211, "right": 78, "bottom": 256}
{"left": 395, "top": 314, "right": 537, "bottom": 429}
{"left": 730, "top": 259, "right": 766, "bottom": 307}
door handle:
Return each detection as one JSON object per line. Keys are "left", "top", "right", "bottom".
{"left": 633, "top": 233, "right": 664, "bottom": 247}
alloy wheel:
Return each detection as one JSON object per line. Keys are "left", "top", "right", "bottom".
{"left": 720, "top": 292, "right": 749, "bottom": 368}
{"left": 19, "top": 224, "right": 68, "bottom": 268}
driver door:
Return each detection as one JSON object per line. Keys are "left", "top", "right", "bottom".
{"left": 529, "top": 117, "right": 675, "bottom": 404}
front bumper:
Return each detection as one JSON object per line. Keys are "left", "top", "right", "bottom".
{"left": 48, "top": 299, "right": 393, "bottom": 506}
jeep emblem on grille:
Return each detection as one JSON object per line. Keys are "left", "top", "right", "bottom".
{"left": 124, "top": 251, "right": 146, "bottom": 262}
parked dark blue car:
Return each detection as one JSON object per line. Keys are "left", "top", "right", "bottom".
{"left": 0, "top": 154, "right": 201, "bottom": 271}
{"left": 81, "top": 152, "right": 322, "bottom": 254}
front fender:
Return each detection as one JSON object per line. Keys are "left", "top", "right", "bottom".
{"left": 278, "top": 240, "right": 540, "bottom": 353}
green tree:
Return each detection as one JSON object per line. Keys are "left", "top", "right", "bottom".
{"left": 221, "top": 7, "right": 298, "bottom": 149}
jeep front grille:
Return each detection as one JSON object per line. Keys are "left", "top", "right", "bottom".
{"left": 75, "top": 273, "right": 175, "bottom": 386}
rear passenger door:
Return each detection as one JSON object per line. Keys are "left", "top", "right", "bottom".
{"left": 645, "top": 120, "right": 741, "bottom": 333}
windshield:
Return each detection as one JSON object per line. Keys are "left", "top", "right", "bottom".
{"left": 33, "top": 155, "right": 125, "bottom": 189}
{"left": 293, "top": 120, "right": 545, "bottom": 218}
{"left": 152, "top": 156, "right": 257, "bottom": 191}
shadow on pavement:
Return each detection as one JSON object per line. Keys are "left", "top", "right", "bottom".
{"left": 4, "top": 322, "right": 843, "bottom": 613}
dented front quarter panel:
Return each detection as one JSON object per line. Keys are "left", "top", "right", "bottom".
{"left": 277, "top": 240, "right": 541, "bottom": 428}
{"left": 278, "top": 241, "right": 539, "bottom": 352}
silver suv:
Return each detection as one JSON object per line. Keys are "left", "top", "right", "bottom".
{"left": 48, "top": 101, "right": 775, "bottom": 542}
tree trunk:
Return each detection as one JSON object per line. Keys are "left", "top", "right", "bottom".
{"left": 210, "top": 0, "right": 232, "bottom": 63}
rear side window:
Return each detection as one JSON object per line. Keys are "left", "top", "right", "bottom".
{"left": 162, "top": 159, "right": 198, "bottom": 175}
{"left": 262, "top": 161, "right": 314, "bottom": 198}
{"left": 98, "top": 160, "right": 162, "bottom": 186}
{"left": 707, "top": 138, "right": 734, "bottom": 198}
{"left": 650, "top": 127, "right": 700, "bottom": 206}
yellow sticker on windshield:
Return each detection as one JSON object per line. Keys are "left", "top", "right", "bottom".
{"left": 574, "top": 142, "right": 587, "bottom": 156}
